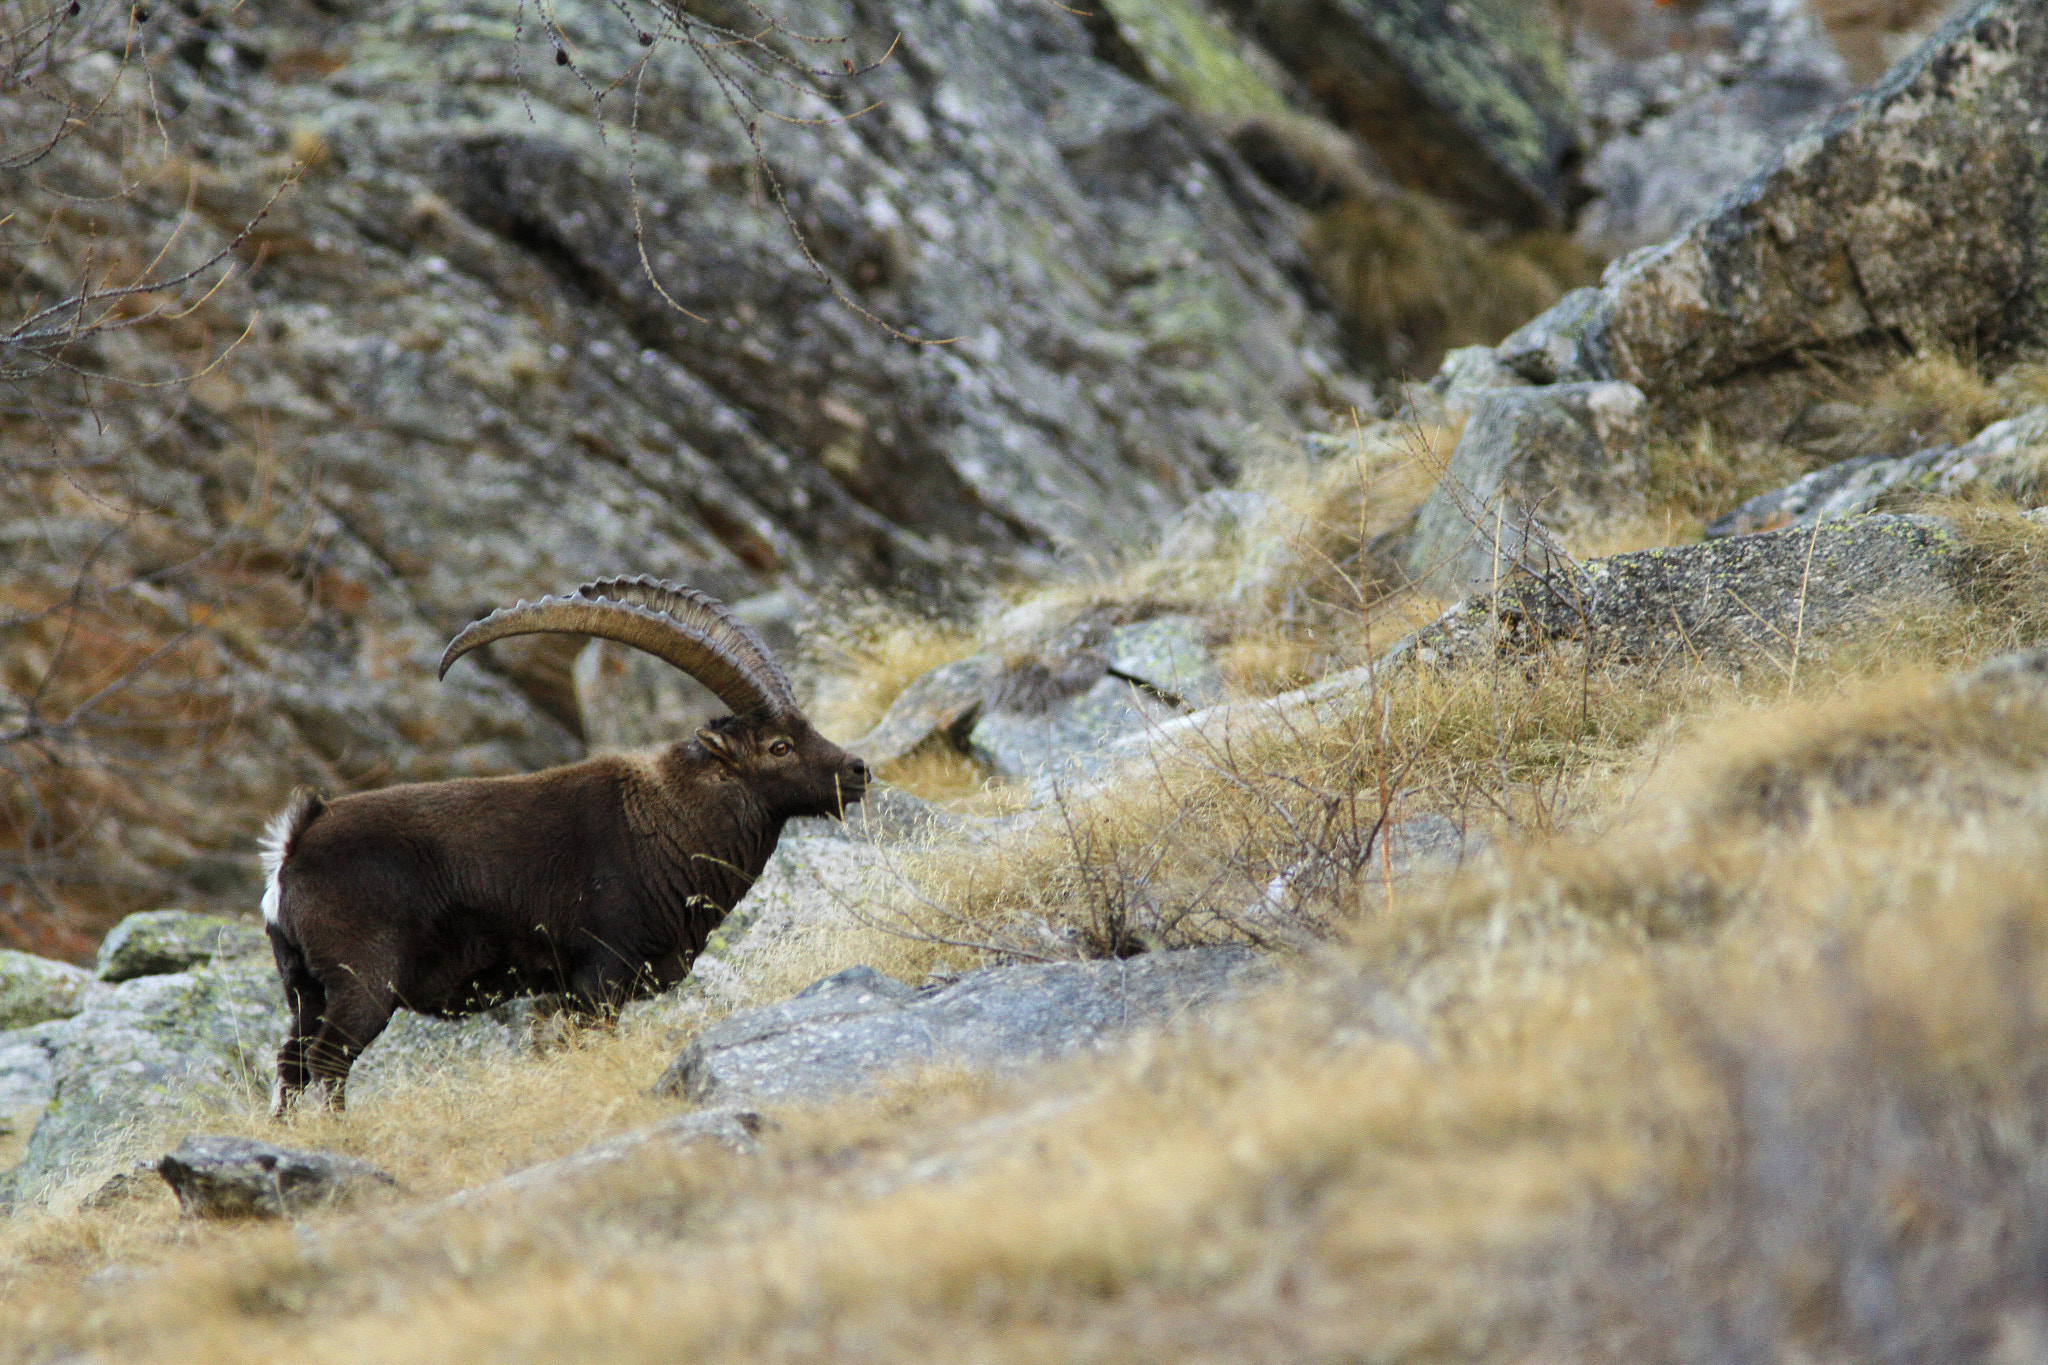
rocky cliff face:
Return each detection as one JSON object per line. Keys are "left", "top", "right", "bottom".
{"left": 3, "top": 0, "right": 1370, "bottom": 951}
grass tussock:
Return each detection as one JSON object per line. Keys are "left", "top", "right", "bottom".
{"left": 1638, "top": 351, "right": 2048, "bottom": 539}
{"left": 1091, "top": 416, "right": 1457, "bottom": 699}
{"left": 800, "top": 597, "right": 980, "bottom": 745}
{"left": 1304, "top": 191, "right": 1605, "bottom": 379}
{"left": 1833, "top": 349, "right": 2048, "bottom": 458}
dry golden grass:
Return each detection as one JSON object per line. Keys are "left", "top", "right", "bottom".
{"left": 802, "top": 603, "right": 981, "bottom": 747}
{"left": 1086, "top": 415, "right": 1456, "bottom": 700}
{"left": 1843, "top": 349, "right": 2048, "bottom": 455}
{"left": 1634, "top": 352, "right": 2048, "bottom": 542}
{"left": 1304, "top": 191, "right": 1604, "bottom": 379}
{"left": 12, "top": 657, "right": 2048, "bottom": 1364}
{"left": 877, "top": 637, "right": 1740, "bottom": 961}
{"left": 19, "top": 342, "right": 2048, "bottom": 1361}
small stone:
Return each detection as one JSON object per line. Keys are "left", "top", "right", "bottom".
{"left": 1407, "top": 381, "right": 1648, "bottom": 598}
{"left": 1495, "top": 288, "right": 1607, "bottom": 385}
{"left": 1105, "top": 614, "right": 1225, "bottom": 709}
{"left": 156, "top": 1135, "right": 398, "bottom": 1219}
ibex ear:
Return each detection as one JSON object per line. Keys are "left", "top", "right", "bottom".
{"left": 696, "top": 726, "right": 743, "bottom": 764}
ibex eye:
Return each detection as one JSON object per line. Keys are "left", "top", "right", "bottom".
{"left": 770, "top": 740, "right": 792, "bottom": 756}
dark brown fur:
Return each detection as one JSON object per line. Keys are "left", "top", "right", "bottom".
{"left": 265, "top": 712, "right": 866, "bottom": 1112}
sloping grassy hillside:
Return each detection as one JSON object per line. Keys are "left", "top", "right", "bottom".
{"left": 8, "top": 359, "right": 2048, "bottom": 1362}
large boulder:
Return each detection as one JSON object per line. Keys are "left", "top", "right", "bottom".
{"left": 9, "top": 960, "right": 286, "bottom": 1208}
{"left": 654, "top": 947, "right": 1266, "bottom": 1108}
{"left": 1105, "top": 613, "right": 1228, "bottom": 709}
{"left": 0, "top": 952, "right": 94, "bottom": 1030}
{"left": 1404, "top": 514, "right": 1970, "bottom": 671}
{"left": 1550, "top": 0, "right": 2048, "bottom": 435}
{"left": 94, "top": 910, "right": 270, "bottom": 983}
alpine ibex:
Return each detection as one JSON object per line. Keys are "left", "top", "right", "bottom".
{"left": 260, "top": 577, "right": 868, "bottom": 1113}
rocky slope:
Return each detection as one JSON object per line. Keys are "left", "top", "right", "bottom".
{"left": 7, "top": 7, "right": 2048, "bottom": 1360}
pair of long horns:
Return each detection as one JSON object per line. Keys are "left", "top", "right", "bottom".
{"left": 439, "top": 576, "right": 798, "bottom": 720}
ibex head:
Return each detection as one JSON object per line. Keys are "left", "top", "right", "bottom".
{"left": 440, "top": 575, "right": 869, "bottom": 817}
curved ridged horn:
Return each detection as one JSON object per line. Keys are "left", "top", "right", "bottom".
{"left": 438, "top": 578, "right": 796, "bottom": 719}
{"left": 573, "top": 576, "right": 797, "bottom": 713}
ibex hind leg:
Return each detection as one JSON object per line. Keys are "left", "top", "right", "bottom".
{"left": 300, "top": 971, "right": 397, "bottom": 1113}
{"left": 268, "top": 924, "right": 325, "bottom": 1119}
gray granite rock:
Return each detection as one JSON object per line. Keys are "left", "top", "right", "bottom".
{"left": 95, "top": 911, "right": 269, "bottom": 983}
{"left": 421, "top": 1107, "right": 765, "bottom": 1220}
{"left": 1921, "top": 406, "right": 2048, "bottom": 503}
{"left": 970, "top": 675, "right": 1180, "bottom": 784}
{"left": 1572, "top": 0, "right": 1851, "bottom": 252}
{"left": 0, "top": 1022, "right": 64, "bottom": 1190}
{"left": 785, "top": 783, "right": 955, "bottom": 844}
{"left": 1706, "top": 447, "right": 1952, "bottom": 538}
{"left": 1570, "top": 0, "right": 2048, "bottom": 439}
{"left": 10, "top": 960, "right": 286, "bottom": 1208}
{"left": 1496, "top": 287, "right": 1608, "bottom": 386}
{"left": 1154, "top": 489, "right": 1274, "bottom": 564}
{"left": 1105, "top": 615, "right": 1227, "bottom": 710}
{"left": 0, "top": 951, "right": 94, "bottom": 1030}
{"left": 1408, "top": 381, "right": 1648, "bottom": 598}
{"left": 0, "top": 1025, "right": 60, "bottom": 1132}
{"left": 654, "top": 947, "right": 1264, "bottom": 1107}
{"left": 1227, "top": 0, "right": 1583, "bottom": 228}
{"left": 346, "top": 1000, "right": 554, "bottom": 1107}
{"left": 1404, "top": 345, "right": 1532, "bottom": 426}
{"left": 1407, "top": 514, "right": 1968, "bottom": 671}
{"left": 851, "top": 655, "right": 1004, "bottom": 770}
{"left": 1706, "top": 405, "right": 2048, "bottom": 537}
{"left": 156, "top": 1135, "right": 398, "bottom": 1219}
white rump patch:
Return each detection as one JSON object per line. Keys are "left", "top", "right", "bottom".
{"left": 259, "top": 789, "right": 320, "bottom": 925}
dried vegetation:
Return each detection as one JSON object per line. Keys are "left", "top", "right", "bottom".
{"left": 15, "top": 47, "right": 2048, "bottom": 1351}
